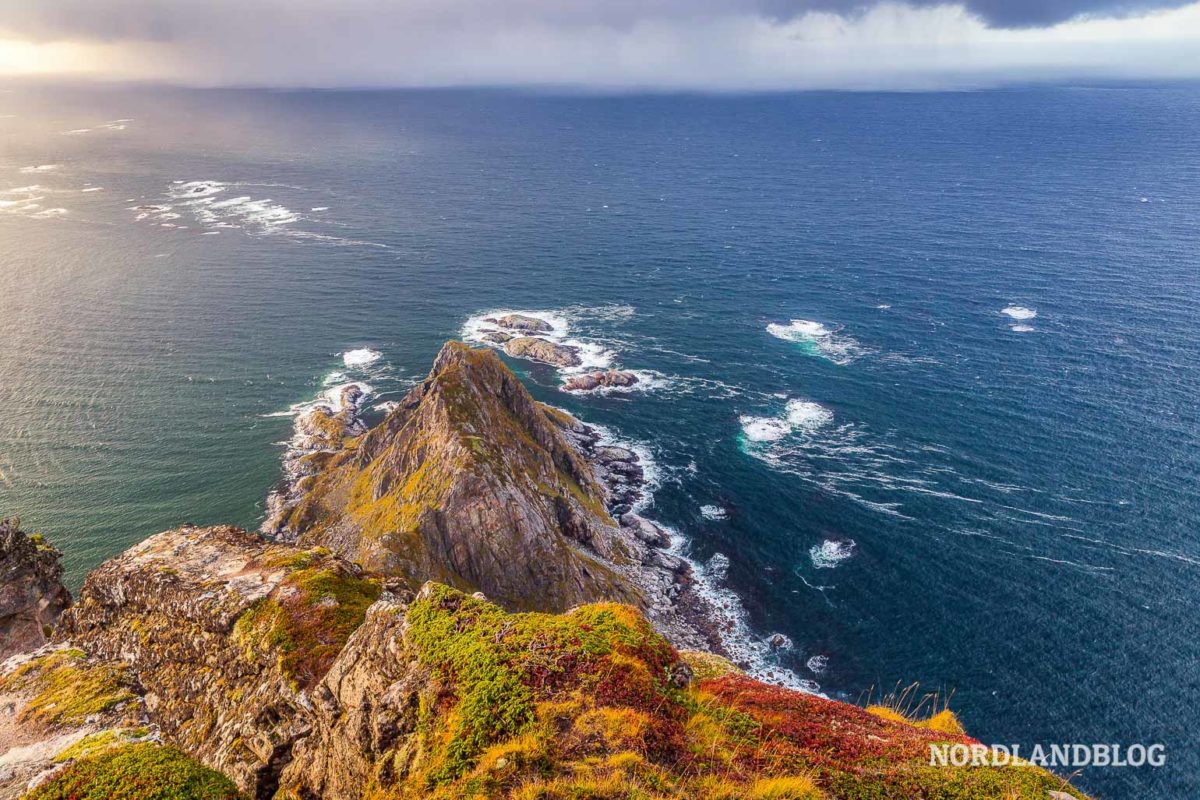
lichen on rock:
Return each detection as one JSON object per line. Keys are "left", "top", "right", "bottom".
{"left": 0, "top": 520, "right": 71, "bottom": 661}
{"left": 267, "top": 343, "right": 645, "bottom": 615}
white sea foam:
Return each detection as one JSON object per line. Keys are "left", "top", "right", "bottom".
{"left": 462, "top": 308, "right": 618, "bottom": 375}
{"left": 343, "top": 348, "right": 382, "bottom": 368}
{"left": 700, "top": 504, "right": 728, "bottom": 521}
{"left": 19, "top": 165, "right": 59, "bottom": 174}
{"left": 137, "top": 179, "right": 322, "bottom": 240}
{"left": 1001, "top": 306, "right": 1037, "bottom": 320}
{"left": 786, "top": 399, "right": 835, "bottom": 431}
{"left": 1010, "top": 324, "right": 1035, "bottom": 333}
{"left": 676, "top": 545, "right": 809, "bottom": 691}
{"left": 740, "top": 398, "right": 832, "bottom": 444}
{"left": 809, "top": 539, "right": 856, "bottom": 569}
{"left": 766, "top": 319, "right": 865, "bottom": 365}
{"left": 0, "top": 186, "right": 67, "bottom": 220}
{"left": 806, "top": 654, "right": 829, "bottom": 674}
{"left": 739, "top": 416, "right": 792, "bottom": 442}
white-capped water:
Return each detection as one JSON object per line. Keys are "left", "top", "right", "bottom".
{"left": 766, "top": 318, "right": 866, "bottom": 365}
{"left": 1001, "top": 306, "right": 1037, "bottom": 320}
{"left": 342, "top": 348, "right": 382, "bottom": 368}
{"left": 809, "top": 539, "right": 857, "bottom": 569}
{"left": 740, "top": 397, "right": 833, "bottom": 445}
{"left": 786, "top": 399, "right": 835, "bottom": 431}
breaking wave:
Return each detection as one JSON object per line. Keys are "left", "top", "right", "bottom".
{"left": 767, "top": 319, "right": 867, "bottom": 365}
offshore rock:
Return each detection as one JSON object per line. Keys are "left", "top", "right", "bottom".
{"left": 561, "top": 370, "right": 640, "bottom": 393}
{"left": 489, "top": 313, "right": 553, "bottom": 333}
{"left": 502, "top": 336, "right": 581, "bottom": 367}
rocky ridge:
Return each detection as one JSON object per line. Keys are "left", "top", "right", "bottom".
{"left": 262, "top": 342, "right": 704, "bottom": 647}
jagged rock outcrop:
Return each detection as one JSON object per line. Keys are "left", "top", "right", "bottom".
{"left": 0, "top": 521, "right": 71, "bottom": 661}
{"left": 266, "top": 342, "right": 641, "bottom": 613}
{"left": 59, "top": 525, "right": 384, "bottom": 799}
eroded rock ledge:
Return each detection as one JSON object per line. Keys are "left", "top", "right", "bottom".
{"left": 0, "top": 521, "right": 71, "bottom": 662}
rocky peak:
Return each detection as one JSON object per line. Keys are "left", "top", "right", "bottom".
{"left": 0, "top": 520, "right": 71, "bottom": 661}
{"left": 267, "top": 342, "right": 641, "bottom": 613}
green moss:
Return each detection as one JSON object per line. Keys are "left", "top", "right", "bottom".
{"left": 405, "top": 586, "right": 675, "bottom": 785}
{"left": 54, "top": 728, "right": 151, "bottom": 763}
{"left": 0, "top": 649, "right": 134, "bottom": 727}
{"left": 679, "top": 652, "right": 743, "bottom": 684}
{"left": 24, "top": 743, "right": 244, "bottom": 800}
{"left": 233, "top": 563, "right": 380, "bottom": 690}
{"left": 823, "top": 764, "right": 1086, "bottom": 800}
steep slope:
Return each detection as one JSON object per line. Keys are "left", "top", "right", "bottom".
{"left": 266, "top": 342, "right": 642, "bottom": 613}
{"left": 0, "top": 520, "right": 71, "bottom": 660}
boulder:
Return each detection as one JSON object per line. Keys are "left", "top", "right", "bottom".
{"left": 503, "top": 336, "right": 581, "bottom": 367}
{"left": 493, "top": 313, "right": 553, "bottom": 333}
{"left": 620, "top": 514, "right": 672, "bottom": 548}
{"left": 482, "top": 330, "right": 515, "bottom": 344}
{"left": 561, "top": 370, "right": 640, "bottom": 393}
{"left": 594, "top": 445, "right": 638, "bottom": 463}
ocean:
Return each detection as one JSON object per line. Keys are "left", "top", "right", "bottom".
{"left": 1, "top": 83, "right": 1197, "bottom": 799}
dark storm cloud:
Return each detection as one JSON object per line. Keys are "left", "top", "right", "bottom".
{"left": 761, "top": 0, "right": 1193, "bottom": 26}
{"left": 0, "top": 0, "right": 1194, "bottom": 44}
{"left": 4, "top": 0, "right": 1199, "bottom": 89}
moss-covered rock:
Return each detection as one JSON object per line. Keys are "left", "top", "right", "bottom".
{"left": 57, "top": 526, "right": 381, "bottom": 798}
{"left": 271, "top": 342, "right": 642, "bottom": 614}
{"left": 276, "top": 584, "right": 1089, "bottom": 800}
{"left": 0, "top": 648, "right": 133, "bottom": 727}
{"left": 233, "top": 564, "right": 380, "bottom": 690}
{"left": 24, "top": 743, "right": 244, "bottom": 800}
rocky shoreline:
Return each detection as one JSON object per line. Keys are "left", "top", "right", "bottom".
{"left": 261, "top": 382, "right": 372, "bottom": 538}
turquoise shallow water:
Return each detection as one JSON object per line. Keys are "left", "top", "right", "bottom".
{"left": 1, "top": 84, "right": 1198, "bottom": 798}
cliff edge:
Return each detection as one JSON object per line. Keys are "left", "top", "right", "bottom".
{"left": 0, "top": 520, "right": 71, "bottom": 661}
{"left": 3, "top": 525, "right": 1089, "bottom": 800}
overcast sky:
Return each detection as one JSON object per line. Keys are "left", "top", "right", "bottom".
{"left": 2, "top": 0, "right": 1199, "bottom": 90}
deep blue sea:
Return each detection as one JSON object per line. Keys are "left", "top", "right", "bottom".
{"left": 1, "top": 84, "right": 1197, "bottom": 799}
